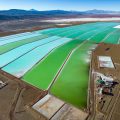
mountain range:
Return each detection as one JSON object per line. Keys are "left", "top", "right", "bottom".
{"left": 0, "top": 9, "right": 120, "bottom": 20}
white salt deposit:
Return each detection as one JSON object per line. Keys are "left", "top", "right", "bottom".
{"left": 42, "top": 17, "right": 120, "bottom": 23}
{"left": 114, "top": 25, "right": 120, "bottom": 28}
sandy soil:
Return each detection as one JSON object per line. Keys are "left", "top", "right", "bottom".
{"left": 89, "top": 43, "right": 120, "bottom": 120}
{"left": 0, "top": 70, "right": 47, "bottom": 120}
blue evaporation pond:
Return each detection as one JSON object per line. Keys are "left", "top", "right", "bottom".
{"left": 0, "top": 33, "right": 42, "bottom": 46}
{"left": 0, "top": 36, "right": 61, "bottom": 67}
{"left": 0, "top": 32, "right": 32, "bottom": 41}
{"left": 2, "top": 37, "right": 72, "bottom": 78}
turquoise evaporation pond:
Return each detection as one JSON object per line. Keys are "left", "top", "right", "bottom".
{"left": 103, "top": 29, "right": 120, "bottom": 44}
{"left": 0, "top": 32, "right": 42, "bottom": 46}
{"left": 46, "top": 23, "right": 104, "bottom": 35}
{"left": 38, "top": 22, "right": 104, "bottom": 35}
{"left": 2, "top": 37, "right": 72, "bottom": 78}
{"left": 0, "top": 36, "right": 62, "bottom": 67}
{"left": 0, "top": 32, "right": 32, "bottom": 41}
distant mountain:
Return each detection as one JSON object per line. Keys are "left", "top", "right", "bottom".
{"left": 0, "top": 9, "right": 120, "bottom": 20}
{"left": 0, "top": 15, "right": 20, "bottom": 20}
{"left": 0, "top": 9, "right": 41, "bottom": 16}
{"left": 0, "top": 9, "right": 84, "bottom": 20}
{"left": 0, "top": 9, "right": 79, "bottom": 16}
{"left": 85, "top": 9, "right": 120, "bottom": 14}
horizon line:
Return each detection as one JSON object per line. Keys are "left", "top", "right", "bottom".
{"left": 0, "top": 8, "right": 120, "bottom": 12}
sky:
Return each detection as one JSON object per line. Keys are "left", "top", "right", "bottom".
{"left": 0, "top": 0, "right": 120, "bottom": 11}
